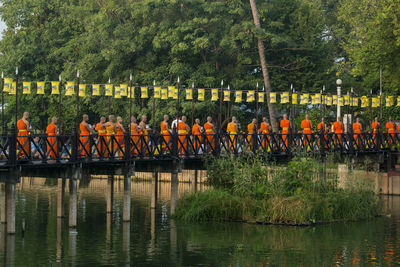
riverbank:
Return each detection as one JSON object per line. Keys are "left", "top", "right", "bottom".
{"left": 174, "top": 156, "right": 382, "bottom": 225}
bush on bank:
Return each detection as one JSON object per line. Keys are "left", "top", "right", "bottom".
{"left": 174, "top": 156, "right": 381, "bottom": 224}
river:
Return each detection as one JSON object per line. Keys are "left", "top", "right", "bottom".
{"left": 0, "top": 176, "right": 399, "bottom": 266}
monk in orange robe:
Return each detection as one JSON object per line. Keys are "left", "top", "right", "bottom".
{"left": 317, "top": 118, "right": 327, "bottom": 148}
{"left": 227, "top": 117, "right": 238, "bottom": 152}
{"left": 192, "top": 118, "right": 202, "bottom": 153}
{"left": 17, "top": 112, "right": 31, "bottom": 158}
{"left": 80, "top": 114, "right": 92, "bottom": 157}
{"left": 95, "top": 117, "right": 106, "bottom": 157}
{"left": 280, "top": 114, "right": 290, "bottom": 150}
{"left": 332, "top": 117, "right": 344, "bottom": 145}
{"left": 301, "top": 114, "right": 312, "bottom": 148}
{"left": 178, "top": 116, "right": 190, "bottom": 155}
{"left": 259, "top": 117, "right": 270, "bottom": 151}
{"left": 386, "top": 117, "right": 396, "bottom": 145}
{"left": 371, "top": 117, "right": 380, "bottom": 146}
{"left": 105, "top": 115, "right": 116, "bottom": 157}
{"left": 247, "top": 118, "right": 257, "bottom": 150}
{"left": 353, "top": 117, "right": 362, "bottom": 148}
{"left": 139, "top": 115, "right": 151, "bottom": 155}
{"left": 116, "top": 116, "right": 126, "bottom": 157}
{"left": 161, "top": 115, "right": 171, "bottom": 153}
{"left": 130, "top": 116, "right": 139, "bottom": 156}
{"left": 46, "top": 117, "right": 58, "bottom": 159}
{"left": 204, "top": 116, "right": 215, "bottom": 152}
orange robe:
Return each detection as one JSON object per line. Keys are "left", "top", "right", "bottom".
{"left": 116, "top": 122, "right": 125, "bottom": 150}
{"left": 192, "top": 124, "right": 201, "bottom": 153}
{"left": 106, "top": 124, "right": 115, "bottom": 157}
{"left": 80, "top": 123, "right": 91, "bottom": 157}
{"left": 17, "top": 119, "right": 29, "bottom": 158}
{"left": 280, "top": 119, "right": 290, "bottom": 149}
{"left": 386, "top": 122, "right": 396, "bottom": 144}
{"left": 371, "top": 121, "right": 379, "bottom": 145}
{"left": 227, "top": 122, "right": 238, "bottom": 151}
{"left": 353, "top": 122, "right": 362, "bottom": 148}
{"left": 95, "top": 123, "right": 106, "bottom": 157}
{"left": 301, "top": 120, "right": 312, "bottom": 147}
{"left": 161, "top": 122, "right": 170, "bottom": 152}
{"left": 130, "top": 123, "right": 139, "bottom": 155}
{"left": 204, "top": 122, "right": 215, "bottom": 151}
{"left": 46, "top": 123, "right": 57, "bottom": 159}
{"left": 317, "top": 122, "right": 327, "bottom": 148}
{"left": 178, "top": 121, "right": 188, "bottom": 154}
{"left": 140, "top": 124, "right": 149, "bottom": 155}
{"left": 247, "top": 123, "right": 256, "bottom": 149}
{"left": 333, "top": 121, "right": 344, "bottom": 145}
{"left": 259, "top": 122, "right": 269, "bottom": 150}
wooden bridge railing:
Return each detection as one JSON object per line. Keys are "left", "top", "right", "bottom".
{"left": 0, "top": 124, "right": 397, "bottom": 167}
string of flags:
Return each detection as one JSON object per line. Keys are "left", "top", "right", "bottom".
{"left": 2, "top": 78, "right": 399, "bottom": 107}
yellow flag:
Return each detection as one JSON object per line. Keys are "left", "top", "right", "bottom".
{"left": 172, "top": 88, "right": 178, "bottom": 99}
{"left": 386, "top": 96, "right": 394, "bottom": 107}
{"left": 352, "top": 97, "right": 358, "bottom": 106}
{"left": 92, "top": 84, "right": 100, "bottom": 96}
{"left": 168, "top": 86, "right": 175, "bottom": 98}
{"left": 326, "top": 96, "right": 332, "bottom": 106}
{"left": 65, "top": 82, "right": 74, "bottom": 96}
{"left": 314, "top": 93, "right": 321, "bottom": 104}
{"left": 361, "top": 96, "right": 368, "bottom": 107}
{"left": 23, "top": 82, "right": 31, "bottom": 95}
{"left": 120, "top": 84, "right": 127, "bottom": 97}
{"left": 141, "top": 87, "right": 148, "bottom": 98}
{"left": 9, "top": 82, "right": 16, "bottom": 95}
{"left": 372, "top": 97, "right": 378, "bottom": 107}
{"left": 280, "top": 92, "right": 289, "bottom": 104}
{"left": 161, "top": 88, "right": 168, "bottom": 100}
{"left": 223, "top": 90, "right": 230, "bottom": 101}
{"left": 332, "top": 95, "right": 338, "bottom": 105}
{"left": 3, "top": 78, "right": 13, "bottom": 93}
{"left": 338, "top": 97, "right": 344, "bottom": 106}
{"left": 127, "top": 86, "right": 135, "bottom": 98}
{"left": 198, "top": 89, "right": 205, "bottom": 101}
{"left": 186, "top": 88, "right": 193, "bottom": 100}
{"left": 397, "top": 96, "right": 400, "bottom": 107}
{"left": 79, "top": 84, "right": 86, "bottom": 97}
{"left": 300, "top": 94, "right": 309, "bottom": 105}
{"left": 154, "top": 87, "right": 161, "bottom": 98}
{"left": 344, "top": 95, "right": 350, "bottom": 105}
{"left": 114, "top": 86, "right": 121, "bottom": 98}
{"left": 51, "top": 82, "right": 59, "bottom": 95}
{"left": 247, "top": 91, "right": 255, "bottom": 102}
{"left": 211, "top": 89, "right": 219, "bottom": 101}
{"left": 292, "top": 93, "right": 298, "bottom": 104}
{"left": 258, "top": 92, "right": 264, "bottom": 103}
{"left": 235, "top": 91, "right": 242, "bottom": 103}
{"left": 105, "top": 84, "right": 113, "bottom": 96}
{"left": 37, "top": 82, "right": 45, "bottom": 95}
{"left": 269, "top": 92, "right": 276, "bottom": 103}
{"left": 311, "top": 95, "right": 315, "bottom": 105}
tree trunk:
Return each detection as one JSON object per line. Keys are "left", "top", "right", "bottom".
{"left": 249, "top": 0, "right": 278, "bottom": 132}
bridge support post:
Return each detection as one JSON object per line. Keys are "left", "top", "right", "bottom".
{"left": 57, "top": 178, "right": 65, "bottom": 218}
{"left": 56, "top": 218, "right": 63, "bottom": 263}
{"left": 123, "top": 173, "right": 131, "bottom": 222}
{"left": 151, "top": 172, "right": 158, "bottom": 209}
{"left": 5, "top": 182, "right": 16, "bottom": 234}
{"left": 191, "top": 170, "right": 198, "bottom": 192}
{"left": 170, "top": 171, "right": 178, "bottom": 215}
{"left": 1, "top": 184, "right": 6, "bottom": 223}
{"left": 107, "top": 175, "right": 114, "bottom": 213}
{"left": 149, "top": 208, "right": 156, "bottom": 255}
{"left": 122, "top": 221, "right": 130, "bottom": 264}
{"left": 69, "top": 178, "right": 77, "bottom": 228}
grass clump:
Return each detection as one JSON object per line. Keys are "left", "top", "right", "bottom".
{"left": 175, "top": 156, "right": 381, "bottom": 225}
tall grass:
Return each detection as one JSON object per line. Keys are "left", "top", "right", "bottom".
{"left": 175, "top": 156, "right": 381, "bottom": 224}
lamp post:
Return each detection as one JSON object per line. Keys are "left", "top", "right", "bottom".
{"left": 191, "top": 82, "right": 194, "bottom": 125}
{"left": 227, "top": 84, "right": 231, "bottom": 119}
{"left": 1, "top": 71, "right": 4, "bottom": 134}
{"left": 262, "top": 86, "right": 265, "bottom": 118}
{"left": 15, "top": 67, "right": 18, "bottom": 125}
{"left": 256, "top": 82, "right": 259, "bottom": 123}
{"left": 129, "top": 74, "right": 133, "bottom": 124}
{"left": 336, "top": 78, "right": 342, "bottom": 119}
{"left": 76, "top": 70, "right": 80, "bottom": 128}
{"left": 108, "top": 77, "right": 111, "bottom": 115}
{"left": 290, "top": 84, "right": 294, "bottom": 133}
{"left": 322, "top": 85, "right": 326, "bottom": 120}
{"left": 152, "top": 79, "right": 156, "bottom": 131}
{"left": 379, "top": 66, "right": 383, "bottom": 121}
{"left": 58, "top": 74, "right": 62, "bottom": 121}
{"left": 219, "top": 80, "right": 223, "bottom": 133}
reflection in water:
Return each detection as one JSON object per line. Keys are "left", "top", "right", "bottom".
{"left": 0, "top": 177, "right": 397, "bottom": 266}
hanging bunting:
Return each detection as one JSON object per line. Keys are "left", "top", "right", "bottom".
{"left": 386, "top": 96, "right": 394, "bottom": 107}
{"left": 198, "top": 89, "right": 205, "bottom": 101}
{"left": 37, "top": 81, "right": 45, "bottom": 95}
{"left": 114, "top": 86, "right": 121, "bottom": 98}
{"left": 127, "top": 86, "right": 135, "bottom": 98}
{"left": 344, "top": 95, "right": 350, "bottom": 105}
{"left": 292, "top": 93, "right": 298, "bottom": 104}
{"left": 314, "top": 93, "right": 321, "bottom": 104}
{"left": 235, "top": 91, "right": 242, "bottom": 103}
{"left": 119, "top": 84, "right": 127, "bottom": 97}
{"left": 352, "top": 97, "right": 358, "bottom": 106}
{"left": 247, "top": 90, "right": 255, "bottom": 102}
{"left": 211, "top": 89, "right": 219, "bottom": 101}
{"left": 161, "top": 88, "right": 168, "bottom": 100}
{"left": 371, "top": 97, "right": 378, "bottom": 108}
{"left": 3, "top": 78, "right": 13, "bottom": 93}
{"left": 361, "top": 96, "right": 369, "bottom": 108}
{"left": 141, "top": 86, "right": 148, "bottom": 98}
{"left": 23, "top": 82, "right": 31, "bottom": 95}
{"left": 223, "top": 90, "right": 230, "bottom": 101}
{"left": 280, "top": 92, "right": 289, "bottom": 104}
{"left": 105, "top": 84, "right": 113, "bottom": 96}
{"left": 397, "top": 96, "right": 400, "bottom": 107}
{"left": 154, "top": 87, "right": 161, "bottom": 99}
{"left": 92, "top": 84, "right": 100, "bottom": 96}
{"left": 338, "top": 97, "right": 344, "bottom": 106}
{"left": 186, "top": 88, "right": 193, "bottom": 100}
{"left": 168, "top": 86, "right": 175, "bottom": 98}
{"left": 300, "top": 94, "right": 309, "bottom": 105}
{"left": 326, "top": 96, "right": 333, "bottom": 106}
{"left": 269, "top": 92, "right": 276, "bottom": 103}
{"left": 171, "top": 88, "right": 178, "bottom": 99}
{"left": 51, "top": 82, "right": 60, "bottom": 95}
{"left": 258, "top": 92, "right": 264, "bottom": 103}
{"left": 332, "top": 95, "right": 338, "bottom": 105}
{"left": 79, "top": 84, "right": 86, "bottom": 97}
{"left": 9, "top": 82, "right": 16, "bottom": 95}
{"left": 311, "top": 95, "right": 316, "bottom": 105}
